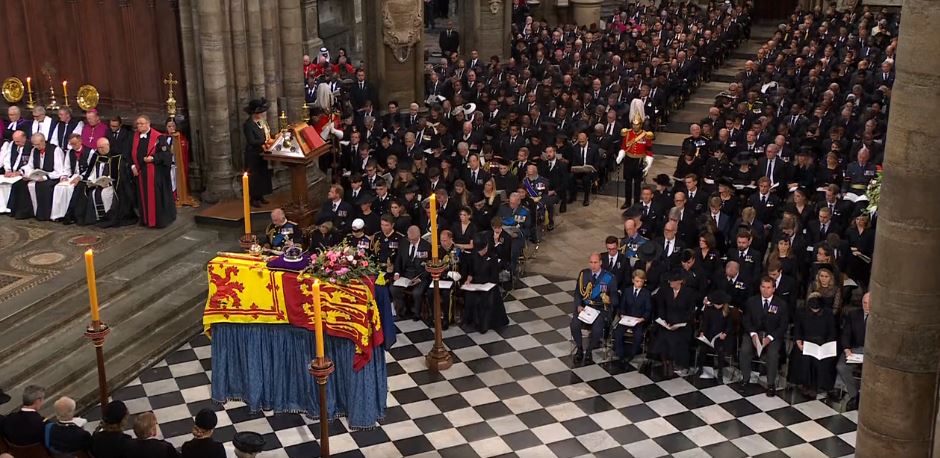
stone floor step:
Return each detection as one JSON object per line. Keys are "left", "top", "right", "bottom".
{"left": 0, "top": 236, "right": 220, "bottom": 398}
{"left": 0, "top": 228, "right": 218, "bottom": 365}
{"left": 3, "top": 234, "right": 224, "bottom": 416}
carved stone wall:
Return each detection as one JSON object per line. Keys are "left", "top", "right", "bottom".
{"left": 459, "top": 0, "right": 511, "bottom": 62}
{"left": 364, "top": 0, "right": 425, "bottom": 108}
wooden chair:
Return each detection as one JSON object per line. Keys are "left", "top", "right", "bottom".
{"left": 3, "top": 441, "right": 53, "bottom": 458}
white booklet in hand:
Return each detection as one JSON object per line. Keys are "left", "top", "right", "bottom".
{"left": 393, "top": 277, "right": 414, "bottom": 288}
{"left": 697, "top": 334, "right": 720, "bottom": 348}
{"left": 28, "top": 169, "right": 49, "bottom": 180}
{"left": 435, "top": 280, "right": 453, "bottom": 289}
{"left": 619, "top": 315, "right": 643, "bottom": 327}
{"left": 0, "top": 175, "right": 22, "bottom": 185}
{"left": 843, "top": 192, "right": 869, "bottom": 203}
{"left": 802, "top": 341, "right": 838, "bottom": 360}
{"left": 461, "top": 282, "right": 496, "bottom": 292}
{"left": 846, "top": 353, "right": 864, "bottom": 364}
{"left": 85, "top": 176, "right": 113, "bottom": 188}
{"left": 578, "top": 306, "right": 600, "bottom": 324}
{"left": 655, "top": 317, "right": 686, "bottom": 329}
{"left": 752, "top": 336, "right": 766, "bottom": 357}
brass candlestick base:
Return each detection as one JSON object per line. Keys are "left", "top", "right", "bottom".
{"left": 239, "top": 234, "right": 259, "bottom": 252}
{"left": 309, "top": 357, "right": 335, "bottom": 457}
{"left": 425, "top": 258, "right": 453, "bottom": 371}
{"left": 26, "top": 90, "right": 35, "bottom": 109}
{"left": 84, "top": 321, "right": 111, "bottom": 419}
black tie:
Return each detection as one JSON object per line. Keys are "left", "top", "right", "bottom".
{"left": 665, "top": 240, "right": 672, "bottom": 256}
{"left": 591, "top": 273, "right": 597, "bottom": 284}
{"left": 410, "top": 244, "right": 416, "bottom": 259}
{"left": 763, "top": 299, "right": 770, "bottom": 311}
{"left": 634, "top": 288, "right": 639, "bottom": 299}
{"left": 739, "top": 250, "right": 745, "bottom": 259}
{"left": 472, "top": 171, "right": 477, "bottom": 183}
{"left": 761, "top": 195, "right": 767, "bottom": 205}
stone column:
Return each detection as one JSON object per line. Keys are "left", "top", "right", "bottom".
{"left": 195, "top": 0, "right": 236, "bottom": 202}
{"left": 280, "top": 0, "right": 305, "bottom": 121}
{"left": 365, "top": 0, "right": 425, "bottom": 106}
{"left": 570, "top": 0, "right": 603, "bottom": 27}
{"left": 459, "top": 0, "right": 511, "bottom": 61}
{"left": 855, "top": 0, "right": 940, "bottom": 456}
{"left": 302, "top": 0, "right": 324, "bottom": 54}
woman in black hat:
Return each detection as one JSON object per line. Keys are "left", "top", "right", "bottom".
{"left": 91, "top": 401, "right": 131, "bottom": 458}
{"left": 243, "top": 98, "right": 273, "bottom": 208}
{"left": 461, "top": 234, "right": 509, "bottom": 334}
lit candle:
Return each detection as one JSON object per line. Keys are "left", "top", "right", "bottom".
{"left": 313, "top": 280, "right": 325, "bottom": 358}
{"left": 429, "top": 193, "right": 439, "bottom": 259}
{"left": 242, "top": 172, "right": 251, "bottom": 235}
{"left": 62, "top": 81, "right": 68, "bottom": 99}
{"left": 84, "top": 249, "right": 100, "bottom": 323}
{"left": 26, "top": 77, "right": 32, "bottom": 93}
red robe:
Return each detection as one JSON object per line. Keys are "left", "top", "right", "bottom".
{"left": 132, "top": 129, "right": 176, "bottom": 228}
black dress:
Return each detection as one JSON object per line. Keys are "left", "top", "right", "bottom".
{"left": 243, "top": 118, "right": 273, "bottom": 200}
{"left": 699, "top": 306, "right": 733, "bottom": 372}
{"left": 462, "top": 251, "right": 509, "bottom": 333}
{"left": 845, "top": 227, "right": 875, "bottom": 288}
{"left": 788, "top": 307, "right": 838, "bottom": 390}
{"left": 651, "top": 286, "right": 696, "bottom": 367}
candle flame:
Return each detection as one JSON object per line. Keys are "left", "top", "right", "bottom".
{"left": 243, "top": 171, "right": 248, "bottom": 177}
{"left": 26, "top": 77, "right": 31, "bottom": 82}
{"left": 85, "top": 248, "right": 93, "bottom": 255}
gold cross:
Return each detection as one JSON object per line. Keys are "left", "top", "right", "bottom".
{"left": 163, "top": 73, "right": 178, "bottom": 97}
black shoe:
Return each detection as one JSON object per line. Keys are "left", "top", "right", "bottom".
{"left": 582, "top": 200, "right": 590, "bottom": 206}
{"left": 620, "top": 203, "right": 629, "bottom": 209}
{"left": 62, "top": 218, "right": 75, "bottom": 225}
{"left": 766, "top": 385, "right": 776, "bottom": 397}
{"left": 846, "top": 396, "right": 859, "bottom": 411}
{"left": 442, "top": 323, "right": 449, "bottom": 331}
{"left": 573, "top": 351, "right": 584, "bottom": 363}
{"left": 583, "top": 353, "right": 594, "bottom": 365}
{"left": 547, "top": 223, "right": 555, "bottom": 232}
{"left": 559, "top": 204, "right": 567, "bottom": 213}
{"left": 734, "top": 381, "right": 752, "bottom": 393}
{"left": 260, "top": 197, "right": 270, "bottom": 204}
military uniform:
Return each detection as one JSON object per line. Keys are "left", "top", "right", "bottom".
{"left": 344, "top": 231, "right": 372, "bottom": 253}
{"left": 620, "top": 128, "right": 654, "bottom": 206}
{"left": 371, "top": 229, "right": 404, "bottom": 272}
{"left": 262, "top": 221, "right": 302, "bottom": 249}
{"left": 496, "top": 203, "right": 531, "bottom": 273}
{"left": 569, "top": 268, "right": 619, "bottom": 363}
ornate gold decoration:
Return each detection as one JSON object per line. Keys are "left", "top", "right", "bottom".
{"left": 2, "top": 77, "right": 25, "bottom": 103}
{"left": 76, "top": 85, "right": 100, "bottom": 111}
{"left": 382, "top": 0, "right": 423, "bottom": 63}
{"left": 163, "top": 73, "right": 179, "bottom": 118}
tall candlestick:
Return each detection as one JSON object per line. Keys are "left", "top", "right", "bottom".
{"left": 62, "top": 81, "right": 68, "bottom": 99}
{"left": 242, "top": 172, "right": 251, "bottom": 235}
{"left": 313, "top": 280, "right": 325, "bottom": 358}
{"left": 26, "top": 77, "right": 32, "bottom": 93}
{"left": 430, "top": 193, "right": 439, "bottom": 259}
{"left": 84, "top": 249, "right": 100, "bottom": 322}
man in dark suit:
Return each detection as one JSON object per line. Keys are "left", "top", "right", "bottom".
{"left": 767, "top": 259, "right": 798, "bottom": 314}
{"left": 711, "top": 260, "right": 751, "bottom": 309}
{"left": 1, "top": 385, "right": 45, "bottom": 446}
{"left": 47, "top": 396, "right": 93, "bottom": 455}
{"left": 836, "top": 292, "right": 869, "bottom": 409}
{"left": 613, "top": 269, "right": 653, "bottom": 365}
{"left": 601, "top": 236, "right": 629, "bottom": 293}
{"left": 738, "top": 277, "right": 789, "bottom": 396}
{"left": 655, "top": 220, "right": 687, "bottom": 270}
{"left": 320, "top": 184, "right": 355, "bottom": 234}
{"left": 570, "top": 132, "right": 600, "bottom": 206}
{"left": 630, "top": 186, "right": 664, "bottom": 238}
{"left": 756, "top": 145, "right": 790, "bottom": 194}
{"left": 540, "top": 146, "right": 569, "bottom": 213}
{"left": 807, "top": 207, "right": 842, "bottom": 247}
{"left": 438, "top": 21, "right": 459, "bottom": 56}
{"left": 815, "top": 184, "right": 854, "bottom": 229}
{"left": 350, "top": 69, "right": 377, "bottom": 110}
{"left": 107, "top": 116, "right": 134, "bottom": 160}
{"left": 392, "top": 226, "right": 432, "bottom": 319}
{"left": 461, "top": 153, "right": 491, "bottom": 195}
{"left": 747, "top": 177, "right": 782, "bottom": 231}
{"left": 726, "top": 230, "right": 763, "bottom": 286}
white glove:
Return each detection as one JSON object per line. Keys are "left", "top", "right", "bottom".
{"left": 447, "top": 271, "right": 462, "bottom": 282}
{"left": 320, "top": 124, "right": 332, "bottom": 140}
{"left": 616, "top": 149, "right": 625, "bottom": 165}
{"left": 330, "top": 124, "right": 344, "bottom": 140}
{"left": 642, "top": 156, "right": 653, "bottom": 176}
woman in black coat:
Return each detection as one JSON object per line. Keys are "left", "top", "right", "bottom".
{"left": 652, "top": 271, "right": 697, "bottom": 376}
{"left": 788, "top": 295, "right": 838, "bottom": 397}
{"left": 461, "top": 236, "right": 509, "bottom": 333}
{"left": 697, "top": 291, "right": 733, "bottom": 383}
{"left": 243, "top": 98, "right": 273, "bottom": 207}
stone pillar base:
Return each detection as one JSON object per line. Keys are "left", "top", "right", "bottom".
{"left": 570, "top": 0, "right": 603, "bottom": 27}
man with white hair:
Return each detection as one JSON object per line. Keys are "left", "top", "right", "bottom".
{"left": 46, "top": 396, "right": 92, "bottom": 454}
{"left": 51, "top": 133, "right": 96, "bottom": 222}
{"left": 3, "top": 106, "right": 28, "bottom": 142}
{"left": 11, "top": 132, "right": 69, "bottom": 220}
{"left": 50, "top": 107, "right": 84, "bottom": 148}
{"left": 27, "top": 106, "right": 55, "bottom": 140}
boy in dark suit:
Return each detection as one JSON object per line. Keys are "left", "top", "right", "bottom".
{"left": 613, "top": 270, "right": 653, "bottom": 365}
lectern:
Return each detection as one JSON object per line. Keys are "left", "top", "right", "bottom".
{"left": 263, "top": 122, "right": 330, "bottom": 227}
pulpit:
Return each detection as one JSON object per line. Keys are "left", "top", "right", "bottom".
{"left": 263, "top": 123, "right": 330, "bottom": 227}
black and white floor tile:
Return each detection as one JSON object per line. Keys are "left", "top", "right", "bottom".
{"left": 84, "top": 275, "right": 857, "bottom": 457}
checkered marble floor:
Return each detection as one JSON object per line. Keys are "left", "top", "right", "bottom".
{"left": 84, "top": 275, "right": 857, "bottom": 457}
